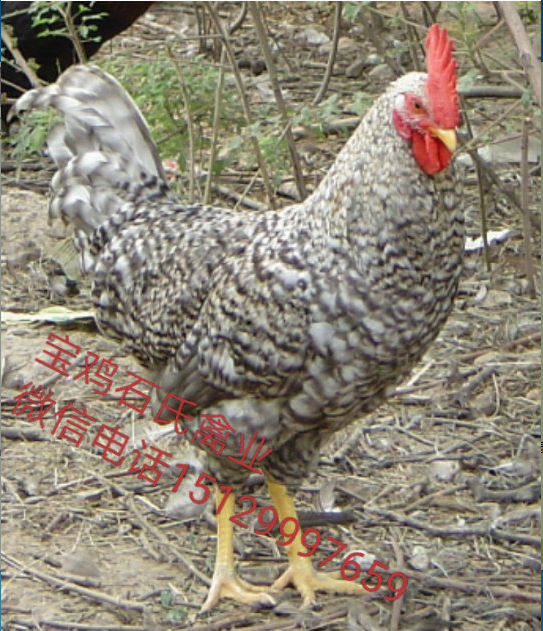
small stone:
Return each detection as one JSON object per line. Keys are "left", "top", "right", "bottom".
{"left": 368, "top": 63, "right": 394, "bottom": 80}
{"left": 320, "top": 36, "right": 357, "bottom": 54}
{"left": 62, "top": 549, "right": 101, "bottom": 578}
{"left": 345, "top": 59, "right": 365, "bottom": 79}
{"left": 472, "top": 390, "right": 496, "bottom": 416}
{"left": 165, "top": 474, "right": 207, "bottom": 520}
{"left": 337, "top": 36, "right": 357, "bottom": 52}
{"left": 492, "top": 458, "right": 535, "bottom": 477}
{"left": 49, "top": 276, "right": 69, "bottom": 297}
{"left": 364, "top": 53, "right": 383, "bottom": 67}
{"left": 430, "top": 460, "right": 460, "bottom": 482}
{"left": 251, "top": 59, "right": 267, "bottom": 75}
{"left": 318, "top": 479, "right": 337, "bottom": 512}
{"left": 304, "top": 27, "right": 330, "bottom": 46}
{"left": 21, "top": 476, "right": 40, "bottom": 497}
{"left": 481, "top": 289, "right": 512, "bottom": 309}
{"left": 409, "top": 545, "right": 430, "bottom": 571}
{"left": 350, "top": 550, "right": 374, "bottom": 571}
{"left": 278, "top": 181, "right": 300, "bottom": 201}
{"left": 3, "top": 372, "right": 27, "bottom": 390}
{"left": 237, "top": 57, "right": 251, "bottom": 69}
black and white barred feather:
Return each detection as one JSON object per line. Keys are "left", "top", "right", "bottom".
{"left": 15, "top": 66, "right": 171, "bottom": 272}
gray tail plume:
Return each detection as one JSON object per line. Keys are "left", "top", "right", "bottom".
{"left": 13, "top": 65, "right": 172, "bottom": 274}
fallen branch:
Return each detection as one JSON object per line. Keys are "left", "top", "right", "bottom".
{"left": 312, "top": 1, "right": 342, "bottom": 105}
{"left": 363, "top": 504, "right": 540, "bottom": 548}
{"left": 403, "top": 567, "right": 540, "bottom": 603}
{"left": 1, "top": 553, "right": 145, "bottom": 612}
{"left": 467, "top": 477, "right": 540, "bottom": 503}
{"left": 0, "top": 426, "right": 51, "bottom": 441}
{"left": 460, "top": 86, "right": 523, "bottom": 99}
{"left": 0, "top": 25, "right": 42, "bottom": 92}
{"left": 124, "top": 495, "right": 212, "bottom": 587}
{"left": 206, "top": 4, "right": 276, "bottom": 208}
{"left": 6, "top": 620, "right": 146, "bottom": 631}
{"left": 520, "top": 115, "right": 536, "bottom": 296}
{"left": 498, "top": 2, "right": 541, "bottom": 105}
{"left": 340, "top": 488, "right": 540, "bottom": 548}
{"left": 249, "top": 3, "right": 307, "bottom": 200}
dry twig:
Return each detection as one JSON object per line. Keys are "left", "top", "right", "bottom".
{"left": 169, "top": 50, "right": 197, "bottom": 202}
{"left": 498, "top": 2, "right": 541, "bottom": 106}
{"left": 125, "top": 495, "right": 212, "bottom": 588}
{"left": 461, "top": 99, "right": 491, "bottom": 271}
{"left": 402, "top": 567, "right": 541, "bottom": 603}
{"left": 1, "top": 553, "right": 145, "bottom": 612}
{"left": 204, "top": 47, "right": 227, "bottom": 205}
{"left": 249, "top": 3, "right": 307, "bottom": 200}
{"left": 206, "top": 3, "right": 276, "bottom": 207}
{"left": 312, "top": 2, "right": 342, "bottom": 106}
{"left": 399, "top": 4, "right": 423, "bottom": 72}
{"left": 354, "top": 501, "right": 541, "bottom": 548}
{"left": 0, "top": 24, "right": 42, "bottom": 91}
{"left": 520, "top": 115, "right": 536, "bottom": 296}
{"left": 63, "top": 1, "right": 88, "bottom": 64}
{"left": 389, "top": 535, "right": 406, "bottom": 631}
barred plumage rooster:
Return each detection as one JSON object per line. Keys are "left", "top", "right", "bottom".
{"left": 14, "top": 24, "right": 463, "bottom": 610}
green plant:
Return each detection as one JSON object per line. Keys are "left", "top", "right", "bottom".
{"left": 101, "top": 51, "right": 246, "bottom": 182}
{"left": 343, "top": 2, "right": 364, "bottom": 23}
{"left": 446, "top": 3, "right": 487, "bottom": 73}
{"left": 7, "top": 24, "right": 377, "bottom": 199}
{"left": 5, "top": 108, "right": 58, "bottom": 172}
{"left": 348, "top": 92, "right": 373, "bottom": 118}
{"left": 517, "top": 2, "right": 540, "bottom": 24}
{"left": 29, "top": 1, "right": 107, "bottom": 50}
{"left": 159, "top": 589, "right": 187, "bottom": 622}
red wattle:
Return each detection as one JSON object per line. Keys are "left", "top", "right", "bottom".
{"left": 411, "top": 131, "right": 452, "bottom": 175}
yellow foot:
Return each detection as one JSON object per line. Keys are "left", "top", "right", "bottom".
{"left": 200, "top": 569, "right": 276, "bottom": 612}
{"left": 272, "top": 564, "right": 369, "bottom": 608}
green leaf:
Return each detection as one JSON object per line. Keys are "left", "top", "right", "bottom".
{"left": 343, "top": 2, "right": 362, "bottom": 22}
{"left": 168, "top": 607, "right": 187, "bottom": 621}
{"left": 160, "top": 589, "right": 172, "bottom": 608}
{"left": 521, "top": 87, "right": 534, "bottom": 107}
{"left": 457, "top": 69, "right": 479, "bottom": 92}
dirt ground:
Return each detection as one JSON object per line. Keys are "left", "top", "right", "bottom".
{"left": 1, "top": 3, "right": 541, "bottom": 631}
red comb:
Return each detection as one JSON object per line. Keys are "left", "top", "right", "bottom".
{"left": 425, "top": 24, "right": 459, "bottom": 128}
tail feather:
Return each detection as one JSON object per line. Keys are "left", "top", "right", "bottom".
{"left": 13, "top": 65, "right": 172, "bottom": 274}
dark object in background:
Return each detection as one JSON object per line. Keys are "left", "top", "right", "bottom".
{"left": 1, "top": 1, "right": 153, "bottom": 130}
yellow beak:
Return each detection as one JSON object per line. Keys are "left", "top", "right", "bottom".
{"left": 429, "top": 127, "right": 457, "bottom": 152}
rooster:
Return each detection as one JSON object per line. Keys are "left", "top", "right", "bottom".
{"left": 14, "top": 24, "right": 462, "bottom": 610}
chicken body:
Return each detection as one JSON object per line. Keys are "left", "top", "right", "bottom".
{"left": 57, "top": 69, "right": 463, "bottom": 484}
{"left": 15, "top": 40, "right": 463, "bottom": 607}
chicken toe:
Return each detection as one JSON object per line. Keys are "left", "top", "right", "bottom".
{"left": 200, "top": 487, "right": 276, "bottom": 612}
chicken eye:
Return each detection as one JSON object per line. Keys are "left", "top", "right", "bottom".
{"left": 411, "top": 99, "right": 425, "bottom": 114}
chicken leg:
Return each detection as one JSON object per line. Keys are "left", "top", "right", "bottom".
{"left": 267, "top": 480, "right": 369, "bottom": 608}
{"left": 200, "top": 486, "right": 276, "bottom": 612}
